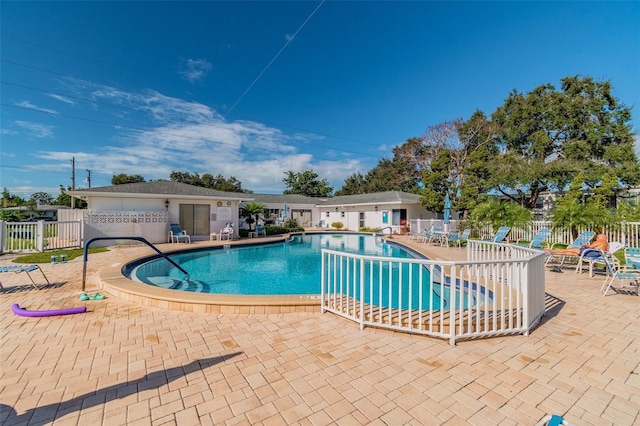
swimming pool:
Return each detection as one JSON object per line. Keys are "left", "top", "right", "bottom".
{"left": 126, "top": 233, "right": 475, "bottom": 311}
{"left": 128, "top": 233, "right": 418, "bottom": 295}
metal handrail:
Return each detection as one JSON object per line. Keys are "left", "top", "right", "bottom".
{"left": 82, "top": 236, "right": 189, "bottom": 291}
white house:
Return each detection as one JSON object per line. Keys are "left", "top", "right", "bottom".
{"left": 67, "top": 183, "right": 436, "bottom": 245}
{"left": 67, "top": 181, "right": 253, "bottom": 244}
{"left": 315, "top": 191, "right": 436, "bottom": 233}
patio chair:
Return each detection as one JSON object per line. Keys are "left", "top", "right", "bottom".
{"left": 575, "top": 241, "right": 625, "bottom": 277}
{"left": 219, "top": 223, "right": 234, "bottom": 240}
{"left": 426, "top": 223, "right": 446, "bottom": 246}
{"left": 518, "top": 228, "right": 551, "bottom": 249}
{"left": 544, "top": 230, "right": 595, "bottom": 266}
{"left": 445, "top": 228, "right": 470, "bottom": 248}
{"left": 600, "top": 250, "right": 640, "bottom": 296}
{"left": 624, "top": 247, "right": 640, "bottom": 268}
{"left": 0, "top": 265, "right": 49, "bottom": 290}
{"left": 489, "top": 226, "right": 511, "bottom": 243}
{"left": 169, "top": 223, "right": 191, "bottom": 243}
{"left": 256, "top": 224, "right": 266, "bottom": 237}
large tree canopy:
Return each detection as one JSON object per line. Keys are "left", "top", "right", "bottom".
{"left": 489, "top": 75, "right": 639, "bottom": 208}
{"left": 335, "top": 155, "right": 419, "bottom": 196}
{"left": 170, "top": 171, "right": 251, "bottom": 193}
{"left": 283, "top": 170, "right": 333, "bottom": 197}
{"left": 112, "top": 173, "right": 145, "bottom": 185}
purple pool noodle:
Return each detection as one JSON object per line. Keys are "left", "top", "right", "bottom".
{"left": 11, "top": 303, "right": 86, "bottom": 317}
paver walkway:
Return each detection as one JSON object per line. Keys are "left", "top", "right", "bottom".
{"left": 1, "top": 240, "right": 638, "bottom": 425}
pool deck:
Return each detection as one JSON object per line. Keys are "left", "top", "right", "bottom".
{"left": 1, "top": 237, "right": 639, "bottom": 425}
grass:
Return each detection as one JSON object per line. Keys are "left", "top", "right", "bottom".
{"left": 10, "top": 247, "right": 108, "bottom": 264}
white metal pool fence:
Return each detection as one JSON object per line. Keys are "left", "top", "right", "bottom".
{"left": 321, "top": 240, "right": 546, "bottom": 345}
{"left": 409, "top": 219, "right": 640, "bottom": 248}
{"left": 0, "top": 220, "right": 82, "bottom": 253}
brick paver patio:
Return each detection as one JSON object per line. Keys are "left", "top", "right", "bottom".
{"left": 1, "top": 240, "right": 638, "bottom": 425}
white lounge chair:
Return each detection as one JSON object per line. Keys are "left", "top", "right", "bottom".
{"left": 575, "top": 241, "right": 625, "bottom": 277}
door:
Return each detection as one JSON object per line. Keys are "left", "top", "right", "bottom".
{"left": 179, "top": 204, "right": 211, "bottom": 236}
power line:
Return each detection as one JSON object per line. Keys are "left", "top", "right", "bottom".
{"left": 223, "top": 0, "right": 325, "bottom": 118}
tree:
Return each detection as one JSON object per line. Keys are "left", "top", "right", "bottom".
{"left": 54, "top": 185, "right": 87, "bottom": 208}
{"left": 29, "top": 192, "right": 54, "bottom": 206}
{"left": 171, "top": 171, "right": 250, "bottom": 192}
{"left": 112, "top": 173, "right": 145, "bottom": 185}
{"left": 471, "top": 199, "right": 532, "bottom": 230}
{"left": 283, "top": 170, "right": 333, "bottom": 197}
{"left": 241, "top": 203, "right": 266, "bottom": 230}
{"left": 394, "top": 118, "right": 497, "bottom": 216}
{"left": 335, "top": 153, "right": 420, "bottom": 196}
{"left": 1, "top": 188, "right": 25, "bottom": 208}
{"left": 335, "top": 172, "right": 366, "bottom": 196}
{"left": 201, "top": 173, "right": 251, "bottom": 193}
{"left": 490, "top": 76, "right": 640, "bottom": 208}
{"left": 170, "top": 171, "right": 202, "bottom": 186}
{"left": 548, "top": 172, "right": 615, "bottom": 239}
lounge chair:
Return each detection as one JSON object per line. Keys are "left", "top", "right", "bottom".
{"left": 519, "top": 228, "right": 551, "bottom": 249}
{"left": 489, "top": 226, "right": 511, "bottom": 243}
{"left": 0, "top": 265, "right": 50, "bottom": 290}
{"left": 169, "top": 224, "right": 191, "bottom": 243}
{"left": 624, "top": 247, "right": 640, "bottom": 266}
{"left": 535, "top": 414, "right": 575, "bottom": 426}
{"left": 219, "top": 223, "right": 234, "bottom": 240}
{"left": 544, "top": 230, "right": 595, "bottom": 266}
{"left": 576, "top": 241, "right": 625, "bottom": 277}
{"left": 600, "top": 250, "right": 640, "bottom": 296}
{"left": 255, "top": 224, "right": 266, "bottom": 237}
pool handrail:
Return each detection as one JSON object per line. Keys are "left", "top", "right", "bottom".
{"left": 82, "top": 236, "right": 189, "bottom": 291}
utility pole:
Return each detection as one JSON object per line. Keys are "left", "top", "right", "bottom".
{"left": 70, "top": 157, "right": 75, "bottom": 209}
{"left": 86, "top": 169, "right": 92, "bottom": 188}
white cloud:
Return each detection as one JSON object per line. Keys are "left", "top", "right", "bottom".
{"left": 16, "top": 101, "right": 57, "bottom": 115}
{"left": 29, "top": 81, "right": 370, "bottom": 193}
{"left": 48, "top": 94, "right": 74, "bottom": 105}
{"left": 178, "top": 58, "right": 212, "bottom": 84}
{"left": 15, "top": 121, "right": 54, "bottom": 138}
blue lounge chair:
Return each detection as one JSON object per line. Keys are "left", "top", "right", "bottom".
{"left": 600, "top": 250, "right": 640, "bottom": 296}
{"left": 519, "top": 228, "right": 551, "bottom": 249}
{"left": 256, "top": 224, "right": 266, "bottom": 237}
{"left": 169, "top": 223, "right": 191, "bottom": 243}
{"left": 490, "top": 226, "right": 511, "bottom": 243}
{"left": 0, "top": 265, "right": 49, "bottom": 290}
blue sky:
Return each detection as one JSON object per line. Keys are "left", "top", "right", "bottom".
{"left": 1, "top": 1, "right": 639, "bottom": 198}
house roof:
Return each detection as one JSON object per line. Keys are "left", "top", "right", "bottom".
{"left": 66, "top": 181, "right": 253, "bottom": 200}
{"left": 318, "top": 191, "right": 422, "bottom": 207}
{"left": 66, "top": 183, "right": 422, "bottom": 208}
{"left": 248, "top": 193, "right": 329, "bottom": 205}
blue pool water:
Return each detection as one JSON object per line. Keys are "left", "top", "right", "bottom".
{"left": 130, "top": 233, "right": 413, "bottom": 294}
{"left": 128, "top": 233, "right": 475, "bottom": 309}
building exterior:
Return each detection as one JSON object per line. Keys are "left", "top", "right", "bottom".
{"left": 67, "top": 183, "right": 436, "bottom": 244}
{"left": 314, "top": 191, "right": 437, "bottom": 232}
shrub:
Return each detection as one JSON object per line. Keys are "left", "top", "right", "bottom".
{"left": 359, "top": 226, "right": 378, "bottom": 232}
{"left": 331, "top": 222, "right": 344, "bottom": 230}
